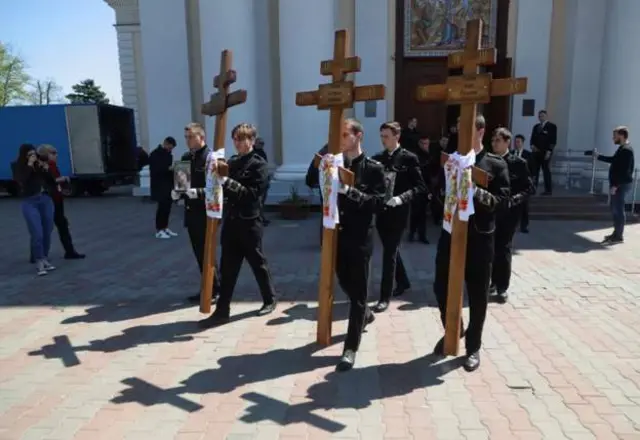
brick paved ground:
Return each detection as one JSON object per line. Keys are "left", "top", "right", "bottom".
{"left": 0, "top": 193, "right": 639, "bottom": 440}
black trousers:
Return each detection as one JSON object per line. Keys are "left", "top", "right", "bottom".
{"left": 155, "top": 199, "right": 172, "bottom": 230}
{"left": 531, "top": 151, "right": 552, "bottom": 193}
{"left": 433, "top": 229, "right": 494, "bottom": 354}
{"left": 491, "top": 214, "right": 519, "bottom": 293}
{"left": 186, "top": 211, "right": 220, "bottom": 294}
{"left": 520, "top": 201, "right": 529, "bottom": 230}
{"left": 409, "top": 195, "right": 428, "bottom": 238}
{"left": 336, "top": 228, "right": 374, "bottom": 351}
{"left": 431, "top": 198, "right": 443, "bottom": 225}
{"left": 376, "top": 210, "right": 410, "bottom": 302}
{"left": 53, "top": 199, "right": 75, "bottom": 254}
{"left": 216, "top": 217, "right": 276, "bottom": 312}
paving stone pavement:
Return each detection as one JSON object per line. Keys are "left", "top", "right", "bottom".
{"left": 0, "top": 194, "right": 639, "bottom": 440}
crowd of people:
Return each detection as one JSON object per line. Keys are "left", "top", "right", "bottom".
{"left": 10, "top": 111, "right": 633, "bottom": 374}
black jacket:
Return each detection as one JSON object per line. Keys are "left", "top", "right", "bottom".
{"left": 371, "top": 147, "right": 426, "bottom": 214}
{"left": 598, "top": 143, "right": 635, "bottom": 186}
{"left": 400, "top": 128, "right": 420, "bottom": 154}
{"left": 305, "top": 144, "right": 329, "bottom": 189}
{"left": 530, "top": 122, "right": 557, "bottom": 152}
{"left": 149, "top": 146, "right": 173, "bottom": 202}
{"left": 222, "top": 150, "right": 269, "bottom": 220}
{"left": 502, "top": 151, "right": 535, "bottom": 211}
{"left": 338, "top": 153, "right": 386, "bottom": 243}
{"left": 14, "top": 161, "right": 56, "bottom": 198}
{"left": 180, "top": 146, "right": 210, "bottom": 224}
{"left": 436, "top": 149, "right": 511, "bottom": 235}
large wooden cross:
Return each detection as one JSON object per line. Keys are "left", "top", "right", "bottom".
{"left": 297, "top": 29, "right": 385, "bottom": 346}
{"left": 199, "top": 50, "right": 247, "bottom": 314}
{"left": 416, "top": 19, "right": 527, "bottom": 355}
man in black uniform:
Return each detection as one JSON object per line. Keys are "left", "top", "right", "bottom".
{"left": 200, "top": 123, "right": 277, "bottom": 328}
{"left": 409, "top": 136, "right": 434, "bottom": 242}
{"left": 334, "top": 119, "right": 386, "bottom": 372}
{"left": 371, "top": 121, "right": 426, "bottom": 313}
{"left": 529, "top": 110, "right": 557, "bottom": 195}
{"left": 489, "top": 128, "right": 534, "bottom": 304}
{"left": 400, "top": 117, "right": 420, "bottom": 153}
{"left": 432, "top": 115, "right": 510, "bottom": 372}
{"left": 512, "top": 134, "right": 533, "bottom": 233}
{"left": 171, "top": 123, "right": 220, "bottom": 304}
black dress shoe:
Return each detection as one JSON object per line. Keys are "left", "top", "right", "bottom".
{"left": 64, "top": 252, "right": 85, "bottom": 260}
{"left": 257, "top": 300, "right": 277, "bottom": 316}
{"left": 407, "top": 233, "right": 415, "bottom": 242}
{"left": 520, "top": 227, "right": 529, "bottom": 233}
{"left": 365, "top": 310, "right": 376, "bottom": 327}
{"left": 336, "top": 349, "right": 356, "bottom": 372}
{"left": 418, "top": 236, "right": 430, "bottom": 244}
{"left": 198, "top": 310, "right": 230, "bottom": 328}
{"left": 188, "top": 293, "right": 219, "bottom": 304}
{"left": 392, "top": 285, "right": 410, "bottom": 298}
{"left": 372, "top": 301, "right": 389, "bottom": 313}
{"left": 489, "top": 285, "right": 497, "bottom": 294}
{"left": 496, "top": 292, "right": 508, "bottom": 304}
{"left": 463, "top": 351, "right": 481, "bottom": 372}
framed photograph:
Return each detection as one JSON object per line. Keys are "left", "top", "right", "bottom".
{"left": 173, "top": 161, "right": 191, "bottom": 192}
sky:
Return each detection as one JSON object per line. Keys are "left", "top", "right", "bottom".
{"left": 0, "top": 0, "right": 122, "bottom": 104}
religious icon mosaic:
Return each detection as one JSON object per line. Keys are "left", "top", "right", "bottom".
{"left": 404, "top": 0, "right": 497, "bottom": 57}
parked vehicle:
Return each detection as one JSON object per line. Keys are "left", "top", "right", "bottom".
{"left": 0, "top": 103, "right": 138, "bottom": 196}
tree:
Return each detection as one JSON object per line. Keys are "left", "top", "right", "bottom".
{"left": 65, "top": 79, "right": 109, "bottom": 104}
{"left": 0, "top": 42, "right": 30, "bottom": 106}
{"left": 27, "top": 79, "right": 63, "bottom": 105}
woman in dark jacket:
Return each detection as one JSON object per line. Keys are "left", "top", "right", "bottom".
{"left": 14, "top": 144, "right": 57, "bottom": 276}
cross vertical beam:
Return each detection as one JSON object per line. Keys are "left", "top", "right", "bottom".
{"left": 415, "top": 19, "right": 528, "bottom": 356}
{"left": 199, "top": 50, "right": 247, "bottom": 314}
{"left": 296, "top": 29, "right": 385, "bottom": 346}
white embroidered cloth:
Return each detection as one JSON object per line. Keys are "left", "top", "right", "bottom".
{"left": 205, "top": 148, "right": 226, "bottom": 219}
{"left": 319, "top": 153, "right": 344, "bottom": 229}
{"left": 442, "top": 150, "right": 476, "bottom": 233}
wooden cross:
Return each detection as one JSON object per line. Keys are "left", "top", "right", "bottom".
{"left": 416, "top": 19, "right": 527, "bottom": 356}
{"left": 296, "top": 29, "right": 385, "bottom": 346}
{"left": 199, "top": 50, "right": 248, "bottom": 314}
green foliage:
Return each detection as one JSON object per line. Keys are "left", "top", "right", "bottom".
{"left": 65, "top": 79, "right": 109, "bottom": 104}
{"left": 0, "top": 42, "right": 30, "bottom": 106}
{"left": 280, "top": 185, "right": 309, "bottom": 206}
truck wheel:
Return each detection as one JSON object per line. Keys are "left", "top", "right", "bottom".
{"left": 87, "top": 183, "right": 106, "bottom": 196}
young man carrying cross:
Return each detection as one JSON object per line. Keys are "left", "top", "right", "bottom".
{"left": 171, "top": 123, "right": 221, "bottom": 304}
{"left": 432, "top": 115, "right": 511, "bottom": 372}
{"left": 371, "top": 121, "right": 426, "bottom": 313}
{"left": 333, "top": 118, "right": 386, "bottom": 371}
{"left": 199, "top": 123, "right": 277, "bottom": 328}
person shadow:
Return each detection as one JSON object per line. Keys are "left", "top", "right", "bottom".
{"left": 61, "top": 298, "right": 194, "bottom": 324}
{"left": 239, "top": 353, "right": 463, "bottom": 432}
{"left": 265, "top": 303, "right": 350, "bottom": 326}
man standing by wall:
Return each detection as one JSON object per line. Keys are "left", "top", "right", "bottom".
{"left": 530, "top": 110, "right": 557, "bottom": 195}
{"left": 149, "top": 136, "right": 178, "bottom": 239}
{"left": 587, "top": 126, "right": 635, "bottom": 244}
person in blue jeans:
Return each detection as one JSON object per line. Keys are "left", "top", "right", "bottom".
{"left": 13, "top": 144, "right": 57, "bottom": 275}
{"left": 588, "top": 126, "right": 635, "bottom": 243}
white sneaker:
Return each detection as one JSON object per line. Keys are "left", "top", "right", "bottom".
{"left": 164, "top": 229, "right": 178, "bottom": 237}
{"left": 36, "top": 261, "right": 47, "bottom": 276}
{"left": 155, "top": 231, "right": 171, "bottom": 239}
{"left": 43, "top": 260, "right": 56, "bottom": 271}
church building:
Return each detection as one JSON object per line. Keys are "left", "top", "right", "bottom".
{"left": 105, "top": 0, "right": 638, "bottom": 201}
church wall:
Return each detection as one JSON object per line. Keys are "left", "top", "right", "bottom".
{"left": 198, "top": 0, "right": 260, "bottom": 158}
{"left": 139, "top": 0, "right": 192, "bottom": 158}
{"left": 355, "top": 0, "right": 393, "bottom": 146}
{"left": 511, "top": 0, "right": 554, "bottom": 142}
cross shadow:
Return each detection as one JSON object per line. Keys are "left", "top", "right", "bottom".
{"left": 238, "top": 353, "right": 463, "bottom": 432}
{"left": 28, "top": 310, "right": 257, "bottom": 366}
{"left": 110, "top": 336, "right": 345, "bottom": 410}
{"left": 265, "top": 303, "right": 350, "bottom": 326}
{"left": 61, "top": 298, "right": 194, "bottom": 324}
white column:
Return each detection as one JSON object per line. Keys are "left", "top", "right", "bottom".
{"left": 596, "top": 0, "right": 640, "bottom": 158}
{"left": 511, "top": 0, "right": 553, "bottom": 142}
{"left": 139, "top": 0, "right": 192, "bottom": 158}
{"left": 354, "top": 0, "right": 390, "bottom": 143}
{"left": 198, "top": 0, "right": 259, "bottom": 155}
{"left": 275, "top": 0, "right": 335, "bottom": 181}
